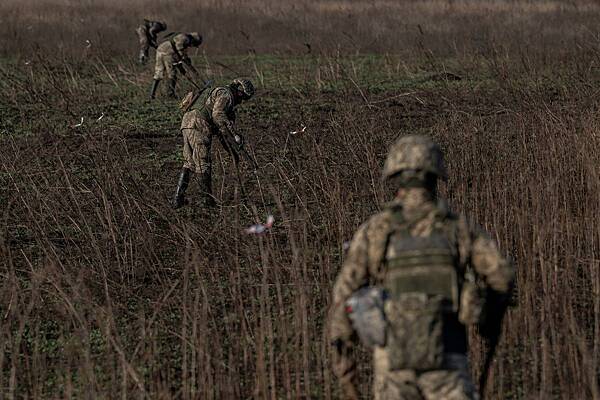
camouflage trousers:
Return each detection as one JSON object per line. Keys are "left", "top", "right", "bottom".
{"left": 180, "top": 109, "right": 212, "bottom": 175}
{"left": 136, "top": 27, "right": 149, "bottom": 63}
{"left": 373, "top": 349, "right": 479, "bottom": 400}
{"left": 153, "top": 50, "right": 176, "bottom": 80}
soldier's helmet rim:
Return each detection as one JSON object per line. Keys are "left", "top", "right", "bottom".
{"left": 232, "top": 78, "right": 255, "bottom": 99}
{"left": 383, "top": 134, "right": 448, "bottom": 181}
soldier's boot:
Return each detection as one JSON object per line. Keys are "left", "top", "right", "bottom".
{"left": 172, "top": 168, "right": 191, "bottom": 209}
{"left": 149, "top": 79, "right": 160, "bottom": 99}
{"left": 199, "top": 171, "right": 216, "bottom": 207}
{"left": 167, "top": 78, "right": 177, "bottom": 98}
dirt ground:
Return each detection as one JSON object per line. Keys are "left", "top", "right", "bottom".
{"left": 1, "top": 1, "right": 600, "bottom": 399}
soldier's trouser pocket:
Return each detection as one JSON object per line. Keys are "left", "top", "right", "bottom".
{"left": 385, "top": 296, "right": 445, "bottom": 371}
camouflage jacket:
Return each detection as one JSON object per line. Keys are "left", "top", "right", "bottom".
{"left": 195, "top": 86, "right": 239, "bottom": 141}
{"left": 329, "top": 192, "right": 514, "bottom": 386}
{"left": 136, "top": 20, "right": 166, "bottom": 48}
{"left": 156, "top": 33, "right": 195, "bottom": 58}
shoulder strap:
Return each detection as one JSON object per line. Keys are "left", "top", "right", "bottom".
{"left": 366, "top": 209, "right": 403, "bottom": 281}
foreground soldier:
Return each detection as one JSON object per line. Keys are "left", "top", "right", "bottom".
{"left": 172, "top": 78, "right": 255, "bottom": 209}
{"left": 329, "top": 135, "right": 514, "bottom": 400}
{"left": 135, "top": 19, "right": 167, "bottom": 64}
{"left": 150, "top": 32, "right": 203, "bottom": 99}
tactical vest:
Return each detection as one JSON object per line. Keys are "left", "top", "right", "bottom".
{"left": 382, "top": 209, "right": 463, "bottom": 371}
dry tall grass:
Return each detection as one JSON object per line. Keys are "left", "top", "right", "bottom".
{"left": 2, "top": 0, "right": 600, "bottom": 59}
{"left": 1, "top": 1, "right": 600, "bottom": 399}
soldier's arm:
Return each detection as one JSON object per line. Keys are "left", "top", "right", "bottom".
{"left": 212, "top": 89, "right": 239, "bottom": 144}
{"left": 329, "top": 224, "right": 371, "bottom": 399}
{"left": 147, "top": 27, "right": 159, "bottom": 47}
{"left": 330, "top": 224, "right": 371, "bottom": 341}
{"left": 459, "top": 217, "right": 514, "bottom": 293}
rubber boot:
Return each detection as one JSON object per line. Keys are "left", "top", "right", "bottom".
{"left": 149, "top": 79, "right": 160, "bottom": 99}
{"left": 172, "top": 168, "right": 191, "bottom": 209}
{"left": 199, "top": 171, "right": 216, "bottom": 207}
{"left": 167, "top": 78, "right": 177, "bottom": 98}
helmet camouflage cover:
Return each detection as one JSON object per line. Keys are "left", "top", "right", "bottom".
{"left": 383, "top": 134, "right": 447, "bottom": 180}
{"left": 232, "top": 78, "right": 255, "bottom": 99}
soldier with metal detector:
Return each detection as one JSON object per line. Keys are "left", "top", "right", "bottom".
{"left": 328, "top": 135, "right": 515, "bottom": 400}
{"left": 135, "top": 19, "right": 167, "bottom": 65}
{"left": 171, "top": 78, "right": 256, "bottom": 209}
{"left": 149, "top": 32, "right": 203, "bottom": 99}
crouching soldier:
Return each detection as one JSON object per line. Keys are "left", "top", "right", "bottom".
{"left": 135, "top": 19, "right": 167, "bottom": 64}
{"left": 328, "top": 135, "right": 515, "bottom": 400}
{"left": 150, "top": 32, "right": 203, "bottom": 99}
{"left": 172, "top": 78, "right": 255, "bottom": 209}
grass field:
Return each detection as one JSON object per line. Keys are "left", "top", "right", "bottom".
{"left": 1, "top": 1, "right": 600, "bottom": 399}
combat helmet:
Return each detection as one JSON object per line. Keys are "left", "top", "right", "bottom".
{"left": 189, "top": 32, "right": 203, "bottom": 46}
{"left": 232, "top": 78, "right": 255, "bottom": 99}
{"left": 383, "top": 134, "right": 447, "bottom": 181}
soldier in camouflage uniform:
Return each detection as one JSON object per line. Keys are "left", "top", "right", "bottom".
{"left": 171, "top": 78, "right": 255, "bottom": 209}
{"left": 149, "top": 32, "right": 203, "bottom": 99}
{"left": 135, "top": 19, "right": 167, "bottom": 64}
{"left": 329, "top": 135, "right": 515, "bottom": 400}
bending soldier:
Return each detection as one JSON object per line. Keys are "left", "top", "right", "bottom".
{"left": 135, "top": 19, "right": 167, "bottom": 65}
{"left": 329, "top": 135, "right": 515, "bottom": 400}
{"left": 150, "top": 32, "right": 203, "bottom": 99}
{"left": 172, "top": 78, "right": 255, "bottom": 209}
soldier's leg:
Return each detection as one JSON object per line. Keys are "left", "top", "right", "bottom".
{"left": 172, "top": 167, "right": 191, "bottom": 209}
{"left": 150, "top": 53, "right": 165, "bottom": 99}
{"left": 139, "top": 39, "right": 149, "bottom": 64}
{"left": 374, "top": 347, "right": 424, "bottom": 400}
{"left": 172, "top": 111, "right": 199, "bottom": 209}
{"left": 165, "top": 59, "right": 177, "bottom": 98}
{"left": 136, "top": 28, "right": 148, "bottom": 64}
{"left": 189, "top": 120, "right": 215, "bottom": 206}
{"left": 417, "top": 354, "right": 479, "bottom": 400}
{"left": 139, "top": 46, "right": 149, "bottom": 64}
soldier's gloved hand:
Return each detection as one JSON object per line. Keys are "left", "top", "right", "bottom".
{"left": 234, "top": 134, "right": 244, "bottom": 149}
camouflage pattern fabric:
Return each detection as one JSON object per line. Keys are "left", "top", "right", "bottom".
{"left": 383, "top": 135, "right": 447, "bottom": 180}
{"left": 153, "top": 33, "right": 196, "bottom": 80}
{"left": 178, "top": 85, "right": 241, "bottom": 176}
{"left": 329, "top": 188, "right": 514, "bottom": 400}
{"left": 136, "top": 20, "right": 166, "bottom": 64}
{"left": 135, "top": 26, "right": 149, "bottom": 62}
{"left": 195, "top": 85, "right": 241, "bottom": 146}
{"left": 373, "top": 351, "right": 478, "bottom": 400}
{"left": 180, "top": 109, "right": 212, "bottom": 174}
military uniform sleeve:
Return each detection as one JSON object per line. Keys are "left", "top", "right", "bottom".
{"left": 330, "top": 223, "right": 371, "bottom": 342}
{"left": 171, "top": 34, "right": 188, "bottom": 53}
{"left": 211, "top": 89, "right": 237, "bottom": 141}
{"left": 148, "top": 25, "right": 160, "bottom": 45}
{"left": 458, "top": 217, "right": 514, "bottom": 293}
{"left": 329, "top": 223, "right": 371, "bottom": 400}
